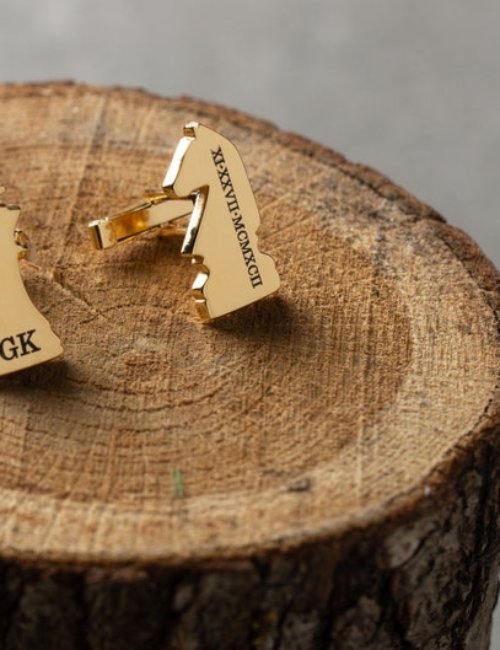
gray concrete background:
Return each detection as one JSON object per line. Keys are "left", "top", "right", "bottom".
{"left": 1, "top": 1, "right": 499, "bottom": 645}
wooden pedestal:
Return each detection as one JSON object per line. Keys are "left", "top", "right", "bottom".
{"left": 0, "top": 82, "right": 499, "bottom": 649}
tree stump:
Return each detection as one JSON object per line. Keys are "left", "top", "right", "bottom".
{"left": 0, "top": 82, "right": 499, "bottom": 650}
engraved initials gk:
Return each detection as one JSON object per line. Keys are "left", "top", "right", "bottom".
{"left": 0, "top": 330, "right": 41, "bottom": 361}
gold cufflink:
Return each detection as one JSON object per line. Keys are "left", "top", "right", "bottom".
{"left": 88, "top": 122, "right": 280, "bottom": 321}
{"left": 0, "top": 189, "right": 63, "bottom": 376}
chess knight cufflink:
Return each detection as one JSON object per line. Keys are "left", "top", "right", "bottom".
{"left": 0, "top": 189, "right": 63, "bottom": 376}
{"left": 88, "top": 122, "right": 281, "bottom": 321}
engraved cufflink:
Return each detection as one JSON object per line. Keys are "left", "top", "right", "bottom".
{"left": 0, "top": 189, "right": 63, "bottom": 376}
{"left": 88, "top": 123, "right": 280, "bottom": 321}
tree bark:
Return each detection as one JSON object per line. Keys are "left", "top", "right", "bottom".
{"left": 0, "top": 82, "right": 498, "bottom": 649}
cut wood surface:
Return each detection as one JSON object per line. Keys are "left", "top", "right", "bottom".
{"left": 0, "top": 82, "right": 499, "bottom": 649}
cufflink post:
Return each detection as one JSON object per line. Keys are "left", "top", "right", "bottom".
{"left": 88, "top": 192, "right": 193, "bottom": 250}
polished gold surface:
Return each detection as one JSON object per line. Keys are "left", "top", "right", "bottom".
{"left": 164, "top": 122, "right": 280, "bottom": 320}
{"left": 88, "top": 123, "right": 280, "bottom": 320}
{"left": 0, "top": 190, "right": 63, "bottom": 375}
